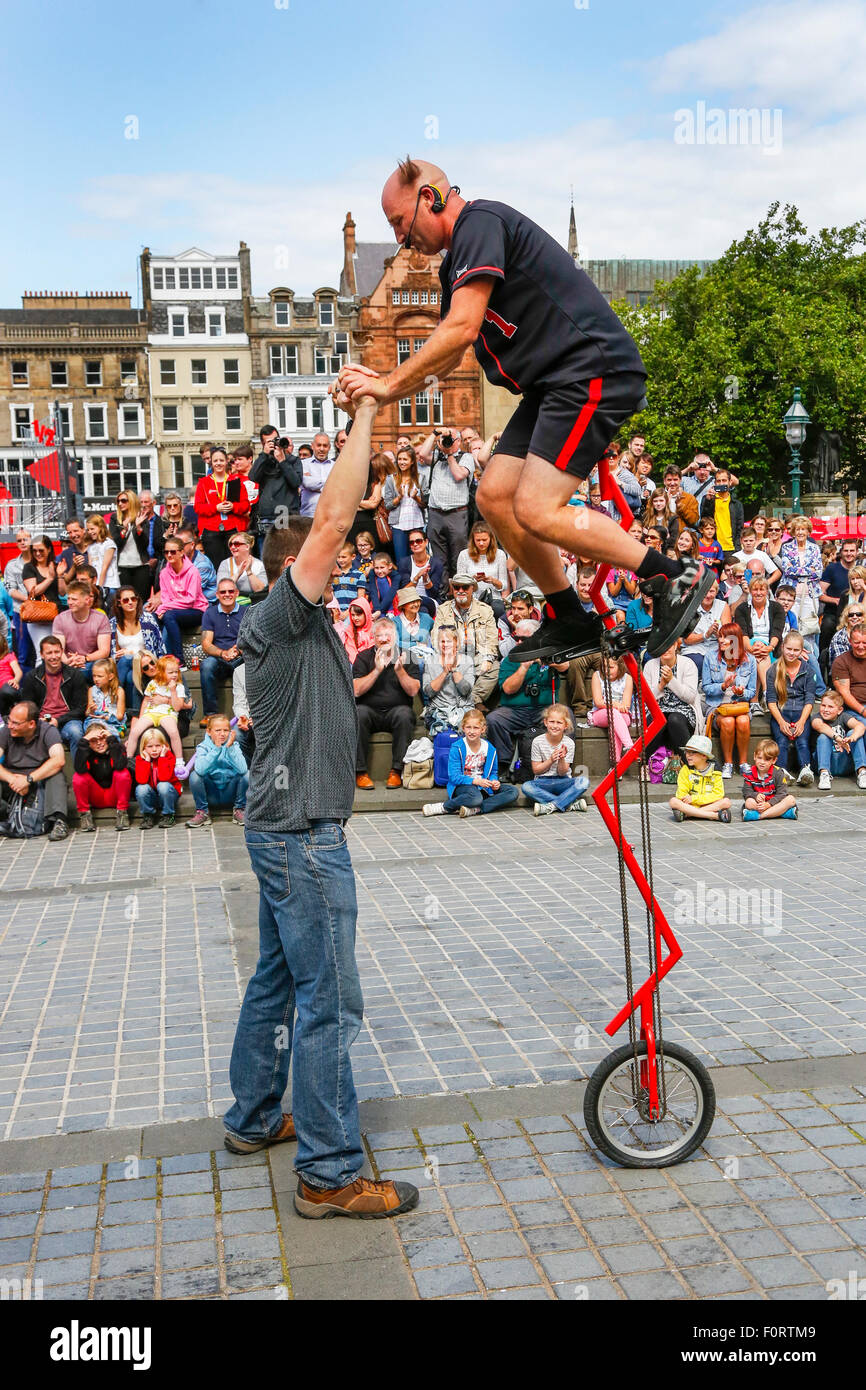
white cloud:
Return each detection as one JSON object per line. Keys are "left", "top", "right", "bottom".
{"left": 653, "top": 0, "right": 866, "bottom": 116}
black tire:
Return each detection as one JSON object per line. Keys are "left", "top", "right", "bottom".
{"left": 583, "top": 1040, "right": 715, "bottom": 1168}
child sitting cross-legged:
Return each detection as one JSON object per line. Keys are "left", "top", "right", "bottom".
{"left": 186, "top": 713, "right": 249, "bottom": 829}
{"left": 522, "top": 703, "right": 590, "bottom": 816}
{"left": 423, "top": 709, "right": 520, "bottom": 818}
{"left": 669, "top": 733, "right": 732, "bottom": 823}
{"left": 741, "top": 737, "right": 798, "bottom": 821}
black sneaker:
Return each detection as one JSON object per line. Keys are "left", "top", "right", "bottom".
{"left": 158, "top": 813, "right": 176, "bottom": 829}
{"left": 140, "top": 815, "right": 156, "bottom": 830}
{"left": 644, "top": 561, "right": 715, "bottom": 658}
{"left": 47, "top": 818, "right": 69, "bottom": 842}
{"left": 509, "top": 607, "right": 605, "bottom": 664}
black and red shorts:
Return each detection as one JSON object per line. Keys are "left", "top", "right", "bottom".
{"left": 497, "top": 372, "right": 647, "bottom": 480}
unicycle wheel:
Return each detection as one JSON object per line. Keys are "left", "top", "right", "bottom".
{"left": 583, "top": 1041, "right": 715, "bottom": 1168}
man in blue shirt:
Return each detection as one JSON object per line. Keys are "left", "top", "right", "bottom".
{"left": 179, "top": 527, "right": 218, "bottom": 603}
{"left": 200, "top": 577, "right": 244, "bottom": 721}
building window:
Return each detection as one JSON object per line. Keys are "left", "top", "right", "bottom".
{"left": 399, "top": 398, "right": 412, "bottom": 427}
{"left": 191, "top": 452, "right": 208, "bottom": 480}
{"left": 85, "top": 360, "right": 102, "bottom": 387}
{"left": 274, "top": 299, "right": 290, "bottom": 326}
{"left": 178, "top": 267, "right": 190, "bottom": 290}
{"left": 191, "top": 359, "right": 207, "bottom": 385}
{"left": 223, "top": 267, "right": 238, "bottom": 290}
{"left": 269, "top": 345, "right": 297, "bottom": 374}
{"left": 162, "top": 404, "right": 179, "bottom": 433}
{"left": 391, "top": 290, "right": 400, "bottom": 305}
{"left": 333, "top": 332, "right": 349, "bottom": 358}
{"left": 207, "top": 309, "right": 224, "bottom": 337}
{"left": 12, "top": 405, "right": 34, "bottom": 439}
{"left": 284, "top": 345, "right": 298, "bottom": 373}
{"left": 171, "top": 454, "right": 185, "bottom": 487}
{"left": 414, "top": 391, "right": 430, "bottom": 427}
{"left": 420, "top": 291, "right": 429, "bottom": 304}
{"left": 295, "top": 399, "right": 307, "bottom": 430}
{"left": 401, "top": 290, "right": 410, "bottom": 304}
{"left": 225, "top": 404, "right": 242, "bottom": 432}
{"left": 275, "top": 397, "right": 288, "bottom": 431}
{"left": 160, "top": 359, "right": 176, "bottom": 386}
{"left": 318, "top": 300, "right": 334, "bottom": 327}
{"left": 56, "top": 405, "right": 73, "bottom": 440}
{"left": 49, "top": 361, "right": 68, "bottom": 387}
{"left": 201, "top": 268, "right": 213, "bottom": 289}
{"left": 163, "top": 267, "right": 176, "bottom": 289}
{"left": 152, "top": 267, "right": 164, "bottom": 290}
{"left": 85, "top": 405, "right": 107, "bottom": 440}
{"left": 193, "top": 404, "right": 210, "bottom": 432}
{"left": 170, "top": 311, "right": 187, "bottom": 337}
{"left": 87, "top": 454, "right": 155, "bottom": 501}
{"left": 120, "top": 359, "right": 138, "bottom": 386}
{"left": 397, "top": 338, "right": 410, "bottom": 364}
{"left": 11, "top": 361, "right": 28, "bottom": 387}
{"left": 223, "top": 358, "right": 240, "bottom": 385}
{"left": 432, "top": 390, "right": 443, "bottom": 425}
{"left": 413, "top": 338, "right": 425, "bottom": 353}
{"left": 119, "top": 404, "right": 144, "bottom": 439}
{"left": 314, "top": 348, "right": 329, "bottom": 375}
{"left": 430, "top": 290, "right": 439, "bottom": 304}
{"left": 411, "top": 290, "right": 419, "bottom": 305}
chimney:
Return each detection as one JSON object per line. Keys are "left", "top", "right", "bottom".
{"left": 341, "top": 212, "right": 357, "bottom": 297}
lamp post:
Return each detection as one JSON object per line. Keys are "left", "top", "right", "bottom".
{"left": 783, "top": 387, "right": 811, "bottom": 514}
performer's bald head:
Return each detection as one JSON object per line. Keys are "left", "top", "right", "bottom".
{"left": 381, "top": 156, "right": 461, "bottom": 254}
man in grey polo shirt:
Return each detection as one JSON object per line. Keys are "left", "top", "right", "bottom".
{"left": 425, "top": 427, "right": 473, "bottom": 579}
{"left": 223, "top": 391, "right": 418, "bottom": 1223}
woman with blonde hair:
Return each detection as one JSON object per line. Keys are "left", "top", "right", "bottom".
{"left": 767, "top": 630, "right": 816, "bottom": 784}
{"left": 161, "top": 492, "right": 186, "bottom": 541}
{"left": 828, "top": 601, "right": 866, "bottom": 664}
{"left": 839, "top": 564, "right": 866, "bottom": 618}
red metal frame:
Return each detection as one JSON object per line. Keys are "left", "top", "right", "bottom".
{"left": 586, "top": 458, "right": 683, "bottom": 1117}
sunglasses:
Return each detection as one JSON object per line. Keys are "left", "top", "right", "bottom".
{"left": 228, "top": 541, "right": 248, "bottom": 549}
{"left": 120, "top": 595, "right": 137, "bottom": 602}
{"left": 452, "top": 584, "right": 472, "bottom": 591}
{"left": 409, "top": 539, "right": 425, "bottom": 547}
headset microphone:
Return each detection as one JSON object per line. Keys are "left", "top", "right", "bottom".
{"left": 404, "top": 184, "right": 460, "bottom": 250}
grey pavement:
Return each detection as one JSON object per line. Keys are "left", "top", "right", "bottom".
{"left": 0, "top": 799, "right": 864, "bottom": 1299}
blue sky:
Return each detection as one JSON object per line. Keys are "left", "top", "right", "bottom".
{"left": 2, "top": 0, "right": 864, "bottom": 303}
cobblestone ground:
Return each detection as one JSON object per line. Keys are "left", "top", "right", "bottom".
{"left": 0, "top": 801, "right": 863, "bottom": 1299}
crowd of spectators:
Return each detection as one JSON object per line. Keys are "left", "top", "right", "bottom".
{"left": 3, "top": 426, "right": 866, "bottom": 840}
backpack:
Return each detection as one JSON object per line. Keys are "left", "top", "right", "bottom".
{"left": 0, "top": 782, "right": 47, "bottom": 838}
{"left": 661, "top": 753, "right": 682, "bottom": 785}
{"left": 433, "top": 729, "right": 460, "bottom": 787}
{"left": 648, "top": 747, "right": 670, "bottom": 784}
{"left": 512, "top": 723, "right": 547, "bottom": 784}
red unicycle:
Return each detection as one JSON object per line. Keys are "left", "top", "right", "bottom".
{"left": 579, "top": 459, "right": 716, "bottom": 1167}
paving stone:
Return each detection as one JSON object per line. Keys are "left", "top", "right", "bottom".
{"left": 98, "top": 1223, "right": 155, "bottom": 1252}
{"left": 452, "top": 1207, "right": 514, "bottom": 1236}
{"left": 403, "top": 1236, "right": 466, "bottom": 1269}
{"left": 741, "top": 1255, "right": 816, "bottom": 1288}
{"left": 603, "top": 1243, "right": 666, "bottom": 1275}
{"left": 539, "top": 1250, "right": 604, "bottom": 1282}
{"left": 464, "top": 1232, "right": 529, "bottom": 1261}
{"left": 221, "top": 1209, "right": 277, "bottom": 1237}
{"left": 224, "top": 1233, "right": 282, "bottom": 1262}
{"left": 413, "top": 1264, "right": 477, "bottom": 1298}
{"left": 161, "top": 1268, "right": 222, "bottom": 1298}
{"left": 554, "top": 1277, "right": 622, "bottom": 1300}
{"left": 93, "top": 1275, "right": 155, "bottom": 1300}
{"left": 617, "top": 1272, "right": 686, "bottom": 1300}
{"left": 722, "top": 1227, "right": 790, "bottom": 1258}
{"left": 33, "top": 1254, "right": 94, "bottom": 1285}
{"left": 98, "top": 1246, "right": 156, "bottom": 1278}
{"left": 36, "top": 1230, "right": 96, "bottom": 1260}
{"left": 476, "top": 1257, "right": 542, "bottom": 1290}
{"left": 583, "top": 1217, "right": 645, "bottom": 1246}
{"left": 784, "top": 1224, "right": 854, "bottom": 1254}
{"left": 682, "top": 1263, "right": 755, "bottom": 1296}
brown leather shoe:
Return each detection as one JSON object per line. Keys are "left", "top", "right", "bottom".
{"left": 355, "top": 773, "right": 375, "bottom": 790}
{"left": 224, "top": 1112, "right": 296, "bottom": 1154}
{"left": 294, "top": 1174, "right": 419, "bottom": 1220}
{"left": 385, "top": 771, "right": 402, "bottom": 789}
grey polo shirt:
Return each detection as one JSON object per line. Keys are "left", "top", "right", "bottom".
{"left": 238, "top": 566, "right": 357, "bottom": 833}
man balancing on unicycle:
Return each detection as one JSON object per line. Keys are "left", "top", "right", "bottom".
{"left": 337, "top": 157, "right": 713, "bottom": 662}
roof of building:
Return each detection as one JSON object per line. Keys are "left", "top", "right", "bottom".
{"left": 0, "top": 309, "right": 144, "bottom": 325}
{"left": 354, "top": 243, "right": 397, "bottom": 299}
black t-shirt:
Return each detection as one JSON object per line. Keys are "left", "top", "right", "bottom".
{"left": 0, "top": 722, "right": 62, "bottom": 773}
{"left": 22, "top": 561, "right": 60, "bottom": 607}
{"left": 353, "top": 649, "right": 421, "bottom": 716}
{"left": 439, "top": 199, "right": 646, "bottom": 393}
{"left": 822, "top": 561, "right": 852, "bottom": 600}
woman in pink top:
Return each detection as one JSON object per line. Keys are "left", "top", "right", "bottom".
{"left": 148, "top": 536, "right": 208, "bottom": 662}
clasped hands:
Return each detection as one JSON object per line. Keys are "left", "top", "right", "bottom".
{"left": 329, "top": 363, "right": 388, "bottom": 415}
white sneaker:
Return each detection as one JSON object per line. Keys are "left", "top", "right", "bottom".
{"left": 739, "top": 762, "right": 751, "bottom": 776}
{"left": 857, "top": 767, "right": 866, "bottom": 790}
{"left": 533, "top": 802, "right": 555, "bottom": 816}
{"left": 422, "top": 802, "right": 444, "bottom": 816}
{"left": 797, "top": 766, "right": 814, "bottom": 787}
{"left": 570, "top": 798, "right": 589, "bottom": 812}
{"left": 817, "top": 769, "right": 832, "bottom": 790}
{"left": 721, "top": 763, "right": 733, "bottom": 779}
{"left": 458, "top": 805, "right": 480, "bottom": 818}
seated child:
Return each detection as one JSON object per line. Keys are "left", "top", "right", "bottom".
{"left": 811, "top": 689, "right": 866, "bottom": 791}
{"left": 0, "top": 634, "right": 24, "bottom": 717}
{"left": 186, "top": 713, "right": 249, "bottom": 829}
{"left": 365, "top": 552, "right": 400, "bottom": 618}
{"left": 741, "top": 736, "right": 798, "bottom": 820}
{"left": 670, "top": 733, "right": 732, "bottom": 822}
{"left": 85, "top": 657, "right": 126, "bottom": 737}
{"left": 422, "top": 709, "right": 520, "bottom": 818}
{"left": 72, "top": 721, "right": 133, "bottom": 832}
{"left": 767, "top": 631, "right": 816, "bottom": 786}
{"left": 125, "top": 654, "right": 191, "bottom": 775}
{"left": 588, "top": 655, "right": 634, "bottom": 763}
{"left": 354, "top": 530, "right": 376, "bottom": 577}
{"left": 522, "top": 703, "right": 590, "bottom": 815}
{"left": 332, "top": 542, "right": 365, "bottom": 611}
{"left": 134, "top": 728, "right": 181, "bottom": 829}
{"left": 698, "top": 518, "right": 724, "bottom": 574}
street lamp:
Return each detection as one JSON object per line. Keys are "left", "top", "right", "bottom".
{"left": 783, "top": 387, "right": 811, "bottom": 514}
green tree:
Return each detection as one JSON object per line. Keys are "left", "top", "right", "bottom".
{"left": 615, "top": 204, "right": 866, "bottom": 507}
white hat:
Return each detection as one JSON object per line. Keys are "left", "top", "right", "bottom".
{"left": 682, "top": 734, "right": 713, "bottom": 758}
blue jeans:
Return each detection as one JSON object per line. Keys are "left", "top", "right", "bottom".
{"left": 444, "top": 784, "right": 520, "bottom": 813}
{"left": 769, "top": 715, "right": 811, "bottom": 774}
{"left": 200, "top": 654, "right": 243, "bottom": 714}
{"left": 522, "top": 774, "right": 589, "bottom": 811}
{"left": 60, "top": 719, "right": 84, "bottom": 756}
{"left": 392, "top": 527, "right": 411, "bottom": 563}
{"left": 188, "top": 768, "right": 248, "bottom": 811}
{"left": 161, "top": 608, "right": 203, "bottom": 661}
{"left": 12, "top": 614, "right": 35, "bottom": 672}
{"left": 116, "top": 654, "right": 144, "bottom": 714}
{"left": 135, "top": 782, "right": 179, "bottom": 816}
{"left": 485, "top": 705, "right": 541, "bottom": 770}
{"left": 815, "top": 732, "right": 866, "bottom": 775}
{"left": 225, "top": 823, "right": 364, "bottom": 1190}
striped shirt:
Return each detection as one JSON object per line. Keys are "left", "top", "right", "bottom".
{"left": 428, "top": 452, "right": 471, "bottom": 510}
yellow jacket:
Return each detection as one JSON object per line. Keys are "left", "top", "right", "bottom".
{"left": 676, "top": 762, "right": 724, "bottom": 806}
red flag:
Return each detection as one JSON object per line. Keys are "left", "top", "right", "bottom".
{"left": 26, "top": 450, "right": 61, "bottom": 492}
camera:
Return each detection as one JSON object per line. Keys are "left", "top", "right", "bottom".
{"left": 525, "top": 681, "right": 540, "bottom": 699}
{"left": 438, "top": 432, "right": 454, "bottom": 450}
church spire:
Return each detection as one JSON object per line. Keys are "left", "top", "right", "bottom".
{"left": 567, "top": 189, "right": 579, "bottom": 264}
